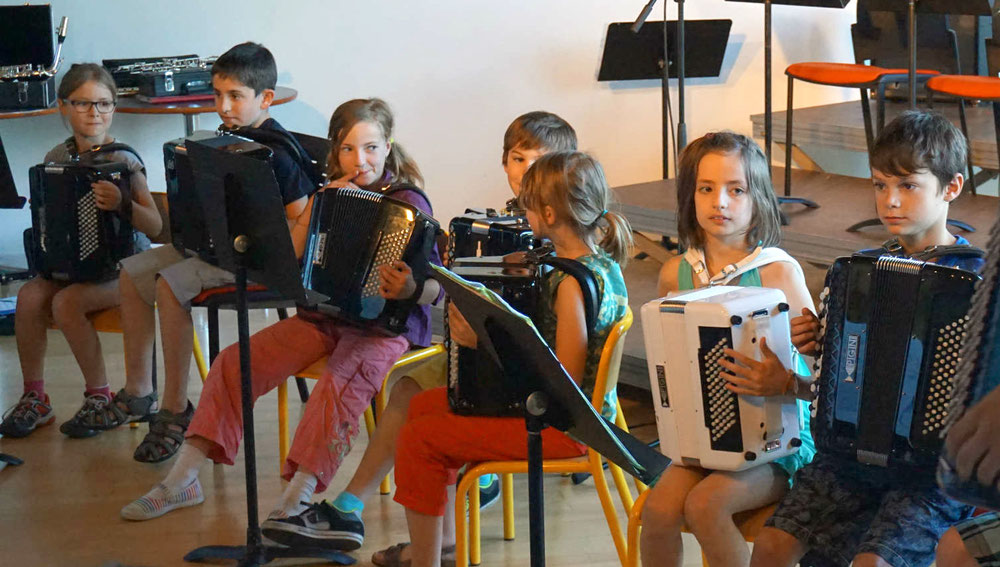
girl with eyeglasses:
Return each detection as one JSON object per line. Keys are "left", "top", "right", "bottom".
{"left": 0, "top": 63, "right": 163, "bottom": 441}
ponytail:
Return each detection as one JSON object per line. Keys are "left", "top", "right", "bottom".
{"left": 598, "top": 210, "right": 634, "bottom": 266}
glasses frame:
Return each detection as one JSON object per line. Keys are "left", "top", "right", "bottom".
{"left": 62, "top": 98, "right": 117, "bottom": 114}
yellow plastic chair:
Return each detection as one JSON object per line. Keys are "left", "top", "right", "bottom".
{"left": 455, "top": 307, "right": 635, "bottom": 567}
{"left": 625, "top": 483, "right": 778, "bottom": 567}
{"left": 277, "top": 343, "right": 445, "bottom": 490}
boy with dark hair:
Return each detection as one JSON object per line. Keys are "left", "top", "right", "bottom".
{"left": 111, "top": 42, "right": 315, "bottom": 462}
{"left": 501, "top": 110, "right": 578, "bottom": 196}
{"left": 750, "top": 110, "right": 982, "bottom": 567}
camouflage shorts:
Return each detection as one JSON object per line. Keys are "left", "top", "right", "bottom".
{"left": 766, "top": 453, "right": 974, "bottom": 567}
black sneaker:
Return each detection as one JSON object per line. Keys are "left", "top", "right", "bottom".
{"left": 59, "top": 393, "right": 112, "bottom": 438}
{"left": 478, "top": 473, "right": 501, "bottom": 511}
{"left": 261, "top": 500, "right": 364, "bottom": 551}
{"left": 0, "top": 391, "right": 55, "bottom": 438}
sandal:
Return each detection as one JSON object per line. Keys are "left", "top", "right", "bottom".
{"left": 372, "top": 542, "right": 456, "bottom": 567}
{"left": 133, "top": 401, "right": 194, "bottom": 463}
{"left": 80, "top": 388, "right": 158, "bottom": 431}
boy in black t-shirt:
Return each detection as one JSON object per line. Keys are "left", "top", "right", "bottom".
{"left": 110, "top": 42, "right": 315, "bottom": 462}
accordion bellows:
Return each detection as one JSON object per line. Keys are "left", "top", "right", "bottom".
{"left": 811, "top": 254, "right": 979, "bottom": 472}
{"left": 642, "top": 286, "right": 802, "bottom": 471}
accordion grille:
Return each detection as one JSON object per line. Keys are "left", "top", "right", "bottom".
{"left": 76, "top": 191, "right": 100, "bottom": 261}
{"left": 702, "top": 336, "right": 738, "bottom": 442}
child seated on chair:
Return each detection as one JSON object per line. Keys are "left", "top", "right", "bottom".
{"left": 115, "top": 42, "right": 316, "bottom": 463}
{"left": 0, "top": 64, "right": 162, "bottom": 440}
{"left": 258, "top": 111, "right": 579, "bottom": 553}
{"left": 369, "top": 150, "right": 632, "bottom": 567}
{"left": 639, "top": 132, "right": 817, "bottom": 567}
{"left": 750, "top": 111, "right": 984, "bottom": 567}
{"left": 121, "top": 97, "right": 444, "bottom": 529}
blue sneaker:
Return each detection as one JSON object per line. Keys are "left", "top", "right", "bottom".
{"left": 478, "top": 473, "right": 501, "bottom": 511}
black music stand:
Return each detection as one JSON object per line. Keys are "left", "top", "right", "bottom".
{"left": 599, "top": 18, "right": 732, "bottom": 178}
{"left": 868, "top": 0, "right": 995, "bottom": 108}
{"left": 727, "top": 0, "right": 849, "bottom": 215}
{"left": 433, "top": 267, "right": 669, "bottom": 567}
{"left": 0, "top": 135, "right": 26, "bottom": 209}
{"left": 180, "top": 141, "right": 350, "bottom": 566}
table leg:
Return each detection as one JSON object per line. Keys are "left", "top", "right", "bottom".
{"left": 184, "top": 114, "right": 199, "bottom": 136}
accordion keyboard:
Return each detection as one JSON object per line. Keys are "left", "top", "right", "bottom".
{"left": 361, "top": 227, "right": 414, "bottom": 298}
{"left": 702, "top": 336, "right": 738, "bottom": 442}
{"left": 921, "top": 316, "right": 967, "bottom": 436}
{"left": 76, "top": 191, "right": 100, "bottom": 261}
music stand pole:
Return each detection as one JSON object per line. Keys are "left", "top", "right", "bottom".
{"left": 526, "top": 392, "right": 548, "bottom": 567}
{"left": 908, "top": 0, "right": 917, "bottom": 108}
{"left": 661, "top": 15, "right": 671, "bottom": 178}
{"left": 677, "top": 0, "right": 687, "bottom": 151}
{"left": 765, "top": 0, "right": 773, "bottom": 167}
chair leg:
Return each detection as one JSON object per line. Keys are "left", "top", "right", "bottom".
{"left": 957, "top": 98, "right": 978, "bottom": 195}
{"left": 278, "top": 380, "right": 289, "bottom": 467}
{"left": 470, "top": 481, "right": 482, "bottom": 566}
{"left": 501, "top": 473, "right": 515, "bottom": 540}
{"left": 784, "top": 76, "right": 794, "bottom": 198}
{"left": 993, "top": 101, "right": 1000, "bottom": 179}
{"left": 208, "top": 306, "right": 220, "bottom": 364}
{"left": 626, "top": 489, "right": 649, "bottom": 567}
{"left": 590, "top": 451, "right": 629, "bottom": 567}
{"left": 192, "top": 330, "right": 208, "bottom": 382}
{"left": 455, "top": 472, "right": 478, "bottom": 567}
{"left": 362, "top": 406, "right": 376, "bottom": 438}
{"left": 860, "top": 86, "right": 875, "bottom": 155}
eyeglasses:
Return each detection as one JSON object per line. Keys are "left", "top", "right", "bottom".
{"left": 63, "top": 99, "right": 116, "bottom": 114}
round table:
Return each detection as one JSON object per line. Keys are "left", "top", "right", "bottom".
{"left": 0, "top": 106, "right": 58, "bottom": 120}
{"left": 116, "top": 86, "right": 298, "bottom": 135}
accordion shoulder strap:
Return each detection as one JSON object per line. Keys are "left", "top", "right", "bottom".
{"left": 383, "top": 182, "right": 431, "bottom": 207}
{"left": 683, "top": 246, "right": 802, "bottom": 287}
{"left": 64, "top": 137, "right": 147, "bottom": 174}
{"left": 539, "top": 256, "right": 601, "bottom": 334}
{"left": 879, "top": 238, "right": 986, "bottom": 261}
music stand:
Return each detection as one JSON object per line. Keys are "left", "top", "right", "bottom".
{"left": 726, "top": 0, "right": 849, "bottom": 214}
{"left": 180, "top": 140, "right": 351, "bottom": 566}
{"left": 867, "top": 0, "right": 994, "bottom": 108}
{"left": 433, "top": 266, "right": 669, "bottom": 567}
{"left": 0, "top": 135, "right": 26, "bottom": 209}
{"left": 599, "top": 18, "right": 732, "bottom": 178}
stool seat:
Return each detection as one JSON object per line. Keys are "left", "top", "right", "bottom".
{"left": 787, "top": 62, "right": 939, "bottom": 87}
{"left": 927, "top": 75, "right": 1000, "bottom": 101}
{"left": 191, "top": 284, "right": 274, "bottom": 305}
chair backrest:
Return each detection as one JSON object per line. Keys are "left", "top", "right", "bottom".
{"left": 589, "top": 306, "right": 633, "bottom": 411}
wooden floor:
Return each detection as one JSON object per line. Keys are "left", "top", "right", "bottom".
{"left": 0, "top": 308, "right": 704, "bottom": 567}
{"left": 751, "top": 99, "right": 1000, "bottom": 170}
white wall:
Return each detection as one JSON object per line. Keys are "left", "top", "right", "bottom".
{"left": 0, "top": 0, "right": 859, "bottom": 263}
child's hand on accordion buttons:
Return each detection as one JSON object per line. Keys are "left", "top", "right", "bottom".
{"left": 719, "top": 337, "right": 790, "bottom": 397}
{"left": 448, "top": 302, "right": 478, "bottom": 348}
{"left": 378, "top": 261, "right": 417, "bottom": 300}
{"left": 944, "top": 386, "right": 1000, "bottom": 491}
{"left": 92, "top": 180, "right": 122, "bottom": 211}
{"left": 790, "top": 308, "right": 820, "bottom": 356}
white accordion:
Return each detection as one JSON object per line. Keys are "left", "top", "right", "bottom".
{"left": 641, "top": 286, "right": 802, "bottom": 471}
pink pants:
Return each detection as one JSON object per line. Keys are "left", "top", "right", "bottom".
{"left": 186, "top": 314, "right": 409, "bottom": 491}
{"left": 394, "top": 387, "right": 587, "bottom": 516}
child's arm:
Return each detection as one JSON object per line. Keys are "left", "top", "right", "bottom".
{"left": 656, "top": 256, "right": 683, "bottom": 297}
{"left": 91, "top": 171, "right": 162, "bottom": 238}
{"left": 552, "top": 277, "right": 588, "bottom": 386}
{"left": 944, "top": 386, "right": 1000, "bottom": 490}
{"left": 286, "top": 195, "right": 310, "bottom": 259}
{"left": 719, "top": 261, "right": 816, "bottom": 400}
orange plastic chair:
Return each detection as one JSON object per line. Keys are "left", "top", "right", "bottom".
{"left": 276, "top": 343, "right": 445, "bottom": 490}
{"left": 625, "top": 487, "right": 777, "bottom": 567}
{"left": 454, "top": 307, "right": 636, "bottom": 567}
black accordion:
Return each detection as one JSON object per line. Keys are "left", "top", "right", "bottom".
{"left": 448, "top": 207, "right": 536, "bottom": 261}
{"left": 301, "top": 186, "right": 439, "bottom": 335}
{"left": 811, "top": 254, "right": 979, "bottom": 471}
{"left": 447, "top": 255, "right": 544, "bottom": 416}
{"left": 164, "top": 131, "right": 273, "bottom": 262}
{"left": 938, "top": 228, "right": 1000, "bottom": 508}
{"left": 28, "top": 162, "right": 134, "bottom": 281}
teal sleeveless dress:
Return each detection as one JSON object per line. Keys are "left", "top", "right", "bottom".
{"left": 677, "top": 257, "right": 816, "bottom": 486}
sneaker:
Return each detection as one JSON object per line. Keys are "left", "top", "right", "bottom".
{"left": 120, "top": 479, "right": 204, "bottom": 521}
{"left": 478, "top": 473, "right": 501, "bottom": 511}
{"left": 59, "top": 393, "right": 111, "bottom": 438}
{"left": 0, "top": 391, "right": 54, "bottom": 438}
{"left": 261, "top": 500, "right": 364, "bottom": 551}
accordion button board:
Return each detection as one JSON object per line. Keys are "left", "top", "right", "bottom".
{"left": 641, "top": 285, "right": 802, "bottom": 471}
